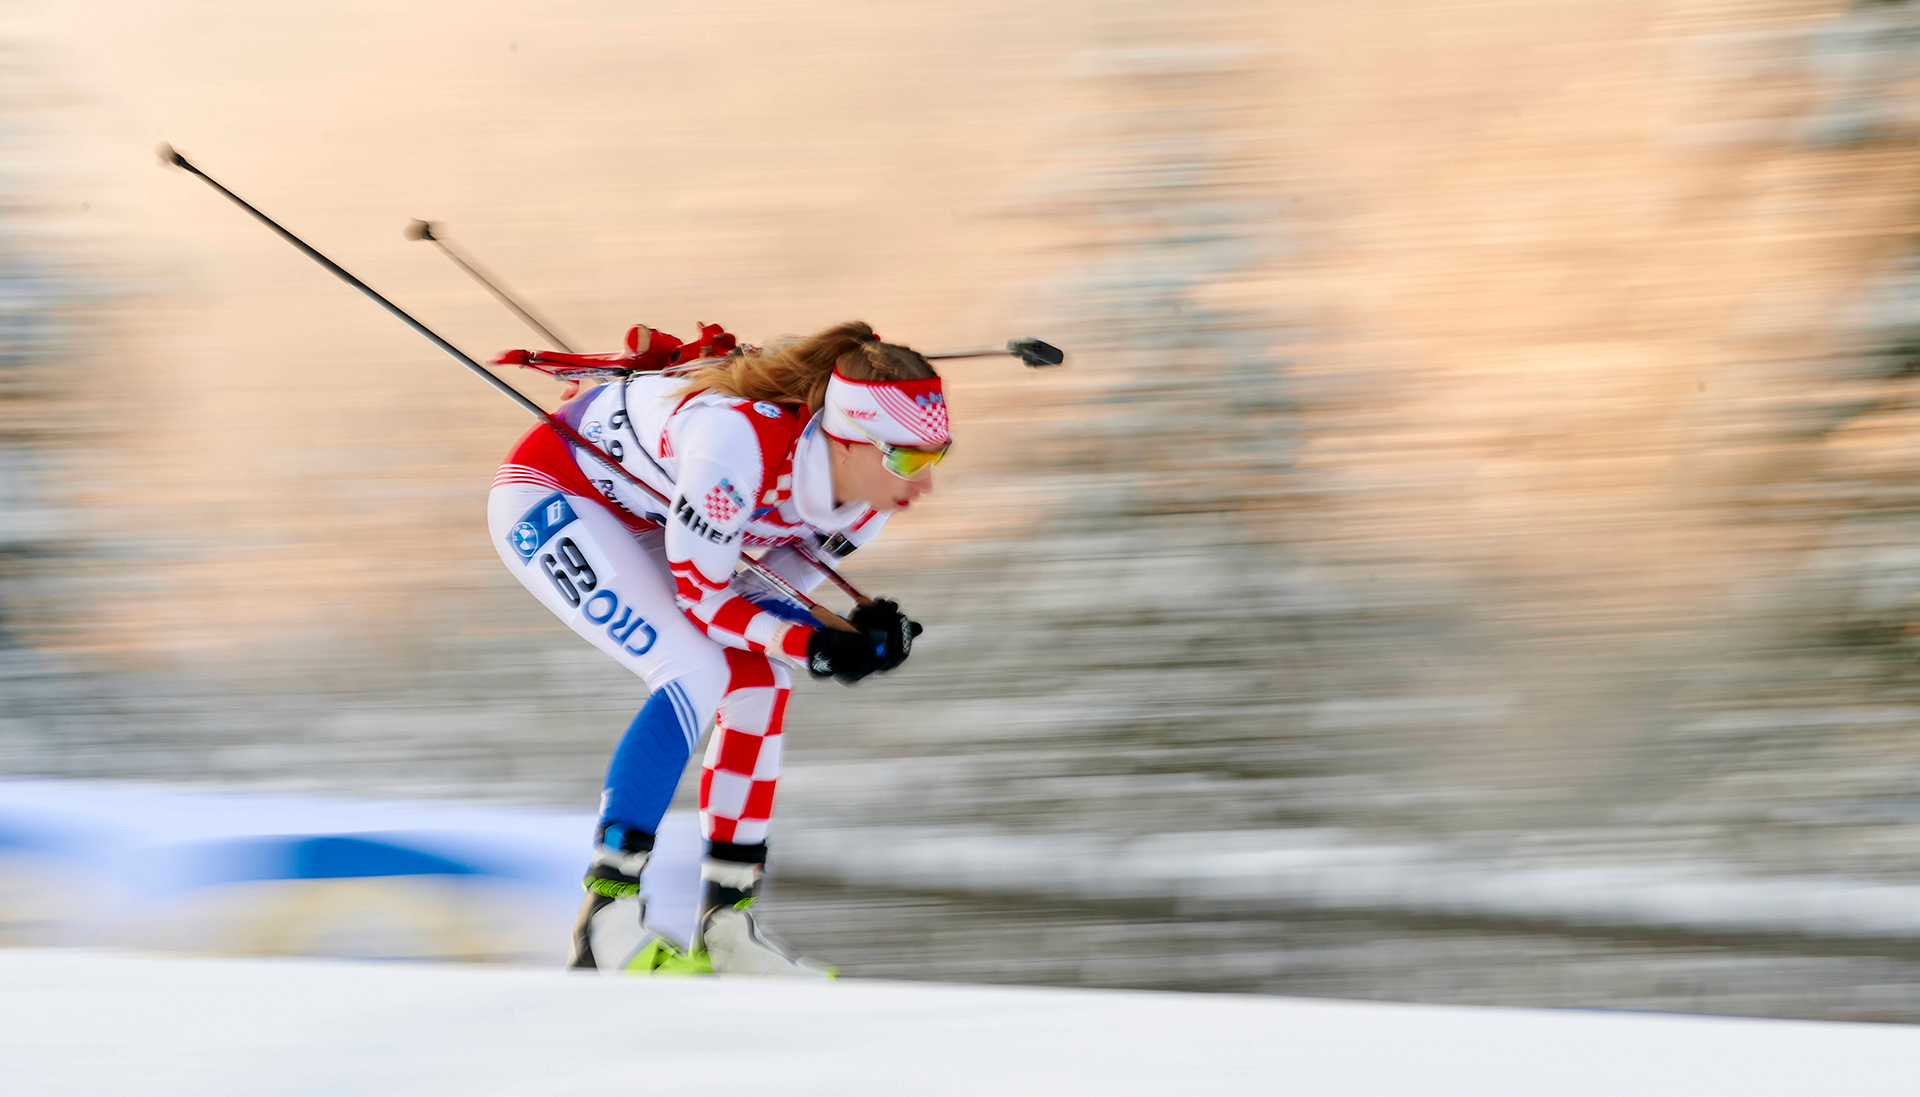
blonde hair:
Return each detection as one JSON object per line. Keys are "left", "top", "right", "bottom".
{"left": 675, "top": 320, "right": 936, "bottom": 412}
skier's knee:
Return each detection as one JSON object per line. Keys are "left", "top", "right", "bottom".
{"left": 662, "top": 658, "right": 729, "bottom": 735}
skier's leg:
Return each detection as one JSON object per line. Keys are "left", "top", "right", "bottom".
{"left": 570, "top": 658, "right": 731, "bottom": 970}
{"left": 570, "top": 664, "right": 728, "bottom": 972}
{"left": 487, "top": 482, "right": 724, "bottom": 689}
{"left": 689, "top": 652, "right": 831, "bottom": 977}
{"left": 597, "top": 668, "right": 727, "bottom": 857}
{"left": 487, "top": 481, "right": 730, "bottom": 971}
{"left": 698, "top": 648, "right": 790, "bottom": 848}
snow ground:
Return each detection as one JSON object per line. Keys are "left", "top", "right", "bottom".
{"left": 2, "top": 948, "right": 1915, "bottom": 1097}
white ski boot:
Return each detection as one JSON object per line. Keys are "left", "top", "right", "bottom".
{"left": 691, "top": 859, "right": 836, "bottom": 979}
{"left": 568, "top": 836, "right": 706, "bottom": 975}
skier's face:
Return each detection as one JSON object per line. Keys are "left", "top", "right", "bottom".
{"left": 829, "top": 438, "right": 937, "bottom": 512}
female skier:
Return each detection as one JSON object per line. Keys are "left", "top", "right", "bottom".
{"left": 486, "top": 320, "right": 944, "bottom": 977}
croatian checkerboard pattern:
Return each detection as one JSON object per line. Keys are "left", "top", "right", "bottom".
{"left": 699, "top": 648, "right": 790, "bottom": 845}
{"left": 705, "top": 480, "right": 744, "bottom": 523}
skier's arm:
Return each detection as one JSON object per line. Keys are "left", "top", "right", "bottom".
{"left": 665, "top": 409, "right": 814, "bottom": 667}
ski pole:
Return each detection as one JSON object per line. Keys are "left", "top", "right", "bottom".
{"left": 923, "top": 338, "right": 1065, "bottom": 368}
{"left": 403, "top": 219, "right": 1063, "bottom": 373}
{"left": 402, "top": 219, "right": 885, "bottom": 608}
{"left": 160, "top": 145, "right": 857, "bottom": 632}
{"left": 404, "top": 219, "right": 577, "bottom": 352}
{"left": 793, "top": 546, "right": 873, "bottom": 607}
{"left": 399, "top": 219, "right": 1057, "bottom": 607}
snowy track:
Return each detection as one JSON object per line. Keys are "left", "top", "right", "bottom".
{"left": 3, "top": 949, "right": 1916, "bottom": 1096}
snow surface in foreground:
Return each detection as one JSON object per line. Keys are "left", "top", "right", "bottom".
{"left": 3, "top": 949, "right": 1916, "bottom": 1096}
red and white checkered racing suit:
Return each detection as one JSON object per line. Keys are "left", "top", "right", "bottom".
{"left": 486, "top": 374, "right": 888, "bottom": 845}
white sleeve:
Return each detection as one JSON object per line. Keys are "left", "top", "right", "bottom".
{"left": 664, "top": 405, "right": 814, "bottom": 666}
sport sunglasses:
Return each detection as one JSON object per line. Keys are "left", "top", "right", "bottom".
{"left": 852, "top": 425, "right": 950, "bottom": 480}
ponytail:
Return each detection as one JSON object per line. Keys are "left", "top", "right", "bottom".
{"left": 676, "top": 320, "right": 937, "bottom": 412}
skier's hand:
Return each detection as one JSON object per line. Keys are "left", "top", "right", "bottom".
{"left": 805, "top": 600, "right": 922, "bottom": 683}
{"left": 849, "top": 599, "right": 922, "bottom": 673}
{"left": 807, "top": 625, "right": 880, "bottom": 683}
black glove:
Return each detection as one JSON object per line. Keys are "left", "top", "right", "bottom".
{"left": 807, "top": 624, "right": 879, "bottom": 683}
{"left": 849, "top": 599, "right": 922, "bottom": 673}
{"left": 806, "top": 600, "right": 924, "bottom": 683}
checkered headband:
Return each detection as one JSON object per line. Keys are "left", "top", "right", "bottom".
{"left": 820, "top": 368, "right": 950, "bottom": 448}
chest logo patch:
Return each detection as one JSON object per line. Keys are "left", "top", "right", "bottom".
{"left": 705, "top": 479, "right": 746, "bottom": 523}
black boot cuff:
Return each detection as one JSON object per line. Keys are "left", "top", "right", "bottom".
{"left": 707, "top": 840, "right": 769, "bottom": 866}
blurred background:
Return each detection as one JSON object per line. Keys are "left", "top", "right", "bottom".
{"left": 4, "top": 0, "right": 1920, "bottom": 1021}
